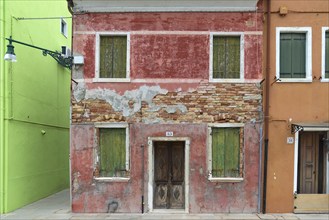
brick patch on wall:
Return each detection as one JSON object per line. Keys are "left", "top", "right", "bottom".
{"left": 72, "top": 82, "right": 262, "bottom": 124}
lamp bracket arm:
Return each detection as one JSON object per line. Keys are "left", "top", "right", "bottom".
{"left": 6, "top": 37, "right": 59, "bottom": 55}
{"left": 43, "top": 50, "right": 73, "bottom": 69}
{"left": 5, "top": 36, "right": 73, "bottom": 70}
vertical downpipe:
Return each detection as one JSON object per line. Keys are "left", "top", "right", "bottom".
{"left": 263, "top": 0, "right": 271, "bottom": 214}
{"left": 263, "top": 139, "right": 269, "bottom": 213}
{"left": 141, "top": 145, "right": 144, "bottom": 213}
{"left": 258, "top": 126, "right": 263, "bottom": 213}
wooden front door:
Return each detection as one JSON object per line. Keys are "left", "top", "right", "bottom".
{"left": 153, "top": 141, "right": 185, "bottom": 209}
{"left": 295, "top": 131, "right": 329, "bottom": 213}
{"left": 299, "top": 132, "right": 318, "bottom": 193}
{"left": 299, "top": 131, "right": 327, "bottom": 194}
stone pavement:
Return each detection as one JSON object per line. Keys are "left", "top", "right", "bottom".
{"left": 1, "top": 189, "right": 328, "bottom": 220}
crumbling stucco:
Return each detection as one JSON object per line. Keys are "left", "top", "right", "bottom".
{"left": 73, "top": 83, "right": 187, "bottom": 117}
{"left": 73, "top": 83, "right": 86, "bottom": 102}
{"left": 72, "top": 172, "right": 80, "bottom": 193}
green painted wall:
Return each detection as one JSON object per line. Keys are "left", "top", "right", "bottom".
{"left": 0, "top": 0, "right": 71, "bottom": 213}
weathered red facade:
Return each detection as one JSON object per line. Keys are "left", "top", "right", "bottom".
{"left": 71, "top": 1, "right": 263, "bottom": 213}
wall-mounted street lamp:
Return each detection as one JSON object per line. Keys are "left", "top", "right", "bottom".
{"left": 4, "top": 36, "right": 73, "bottom": 69}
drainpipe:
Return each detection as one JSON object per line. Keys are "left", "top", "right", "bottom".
{"left": 258, "top": 126, "right": 263, "bottom": 213}
{"left": 263, "top": 0, "right": 271, "bottom": 214}
{"left": 141, "top": 145, "right": 145, "bottom": 213}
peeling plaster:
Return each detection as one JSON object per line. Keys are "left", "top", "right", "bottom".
{"left": 73, "top": 83, "right": 87, "bottom": 102}
{"left": 164, "top": 104, "right": 187, "bottom": 114}
{"left": 72, "top": 172, "right": 81, "bottom": 193}
{"left": 73, "top": 83, "right": 188, "bottom": 117}
{"left": 188, "top": 88, "right": 197, "bottom": 93}
{"left": 142, "top": 115, "right": 166, "bottom": 124}
{"left": 145, "top": 103, "right": 187, "bottom": 114}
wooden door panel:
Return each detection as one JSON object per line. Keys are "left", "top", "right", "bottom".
{"left": 154, "top": 144, "right": 169, "bottom": 182}
{"left": 170, "top": 184, "right": 184, "bottom": 209}
{"left": 304, "top": 182, "right": 312, "bottom": 194}
{"left": 300, "top": 133, "right": 317, "bottom": 194}
{"left": 305, "top": 164, "right": 313, "bottom": 179}
{"left": 172, "top": 143, "right": 184, "bottom": 182}
{"left": 154, "top": 142, "right": 169, "bottom": 209}
{"left": 154, "top": 184, "right": 168, "bottom": 208}
{"left": 305, "top": 146, "right": 313, "bottom": 163}
{"left": 153, "top": 141, "right": 185, "bottom": 209}
{"left": 304, "top": 145, "right": 314, "bottom": 193}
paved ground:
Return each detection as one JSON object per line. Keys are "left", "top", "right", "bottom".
{"left": 1, "top": 189, "right": 328, "bottom": 220}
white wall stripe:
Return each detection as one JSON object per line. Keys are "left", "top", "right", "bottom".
{"left": 74, "top": 30, "right": 263, "bottom": 36}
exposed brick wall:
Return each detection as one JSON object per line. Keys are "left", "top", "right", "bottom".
{"left": 72, "top": 82, "right": 262, "bottom": 124}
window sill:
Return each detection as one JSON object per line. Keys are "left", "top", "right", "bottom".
{"left": 209, "top": 79, "right": 260, "bottom": 83}
{"left": 208, "top": 177, "right": 244, "bottom": 182}
{"left": 92, "top": 78, "right": 131, "bottom": 83}
{"left": 94, "top": 177, "right": 130, "bottom": 182}
{"left": 320, "top": 79, "right": 329, "bottom": 83}
{"left": 277, "top": 78, "right": 312, "bottom": 83}
{"left": 151, "top": 209, "right": 188, "bottom": 214}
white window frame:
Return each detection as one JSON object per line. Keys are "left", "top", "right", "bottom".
{"left": 207, "top": 123, "right": 244, "bottom": 182}
{"left": 94, "top": 32, "right": 131, "bottom": 83}
{"left": 94, "top": 123, "right": 130, "bottom": 182}
{"left": 209, "top": 32, "right": 245, "bottom": 83}
{"left": 276, "top": 27, "right": 312, "bottom": 83}
{"left": 147, "top": 137, "right": 190, "bottom": 213}
{"left": 321, "top": 27, "right": 329, "bottom": 82}
{"left": 60, "top": 18, "right": 67, "bottom": 38}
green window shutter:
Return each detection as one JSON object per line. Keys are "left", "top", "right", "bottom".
{"left": 99, "top": 128, "right": 126, "bottom": 177}
{"left": 325, "top": 31, "right": 329, "bottom": 79}
{"left": 223, "top": 128, "right": 240, "bottom": 177}
{"left": 280, "top": 34, "right": 293, "bottom": 78}
{"left": 291, "top": 33, "right": 306, "bottom": 78}
{"left": 213, "top": 36, "right": 240, "bottom": 79}
{"left": 226, "top": 37, "right": 241, "bottom": 79}
{"left": 100, "top": 36, "right": 127, "bottom": 78}
{"left": 212, "top": 127, "right": 240, "bottom": 178}
{"left": 212, "top": 128, "right": 225, "bottom": 177}
{"left": 280, "top": 33, "right": 306, "bottom": 78}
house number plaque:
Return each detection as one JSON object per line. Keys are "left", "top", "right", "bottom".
{"left": 287, "top": 137, "right": 294, "bottom": 144}
{"left": 166, "top": 131, "right": 174, "bottom": 137}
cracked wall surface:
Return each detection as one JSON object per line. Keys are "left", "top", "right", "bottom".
{"left": 71, "top": 2, "right": 264, "bottom": 213}
{"left": 71, "top": 123, "right": 262, "bottom": 213}
{"left": 73, "top": 84, "right": 172, "bottom": 117}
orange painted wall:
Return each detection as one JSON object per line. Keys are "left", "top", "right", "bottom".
{"left": 264, "top": 0, "right": 329, "bottom": 213}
